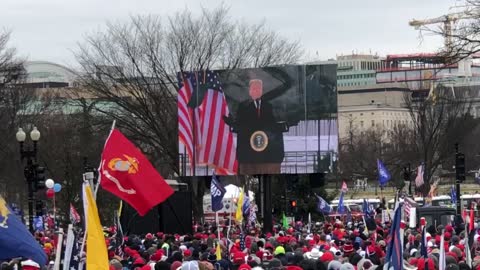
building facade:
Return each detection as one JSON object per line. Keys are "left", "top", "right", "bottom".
{"left": 24, "top": 61, "right": 77, "bottom": 88}
{"left": 315, "top": 54, "right": 384, "bottom": 88}
{"left": 338, "top": 83, "right": 412, "bottom": 139}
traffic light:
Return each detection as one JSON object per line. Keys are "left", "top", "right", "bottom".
{"left": 456, "top": 152, "right": 466, "bottom": 182}
{"left": 35, "top": 200, "right": 45, "bottom": 216}
{"left": 290, "top": 200, "right": 297, "bottom": 213}
{"left": 290, "top": 200, "right": 297, "bottom": 207}
{"left": 34, "top": 165, "right": 47, "bottom": 191}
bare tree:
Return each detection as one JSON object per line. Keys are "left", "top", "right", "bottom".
{"left": 403, "top": 84, "right": 478, "bottom": 194}
{"left": 0, "top": 30, "right": 28, "bottom": 195}
{"left": 0, "top": 31, "right": 55, "bottom": 207}
{"left": 74, "top": 5, "right": 303, "bottom": 220}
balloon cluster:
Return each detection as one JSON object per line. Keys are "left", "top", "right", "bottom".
{"left": 45, "top": 179, "right": 62, "bottom": 198}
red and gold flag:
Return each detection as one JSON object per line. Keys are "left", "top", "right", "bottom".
{"left": 100, "top": 129, "right": 174, "bottom": 216}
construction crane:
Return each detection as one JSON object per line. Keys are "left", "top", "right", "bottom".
{"left": 409, "top": 10, "right": 478, "bottom": 51}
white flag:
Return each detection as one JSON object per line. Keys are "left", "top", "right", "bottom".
{"left": 63, "top": 225, "right": 75, "bottom": 270}
{"left": 439, "top": 230, "right": 445, "bottom": 270}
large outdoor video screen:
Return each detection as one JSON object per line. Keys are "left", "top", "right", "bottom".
{"left": 178, "top": 64, "right": 338, "bottom": 176}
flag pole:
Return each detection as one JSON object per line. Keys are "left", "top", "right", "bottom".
{"left": 307, "top": 212, "right": 311, "bottom": 234}
{"left": 216, "top": 211, "right": 220, "bottom": 240}
{"left": 79, "top": 182, "right": 88, "bottom": 270}
{"left": 54, "top": 228, "right": 64, "bottom": 270}
{"left": 94, "top": 120, "right": 116, "bottom": 196}
{"left": 63, "top": 224, "right": 74, "bottom": 270}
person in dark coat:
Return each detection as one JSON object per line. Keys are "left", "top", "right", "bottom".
{"left": 225, "top": 79, "right": 288, "bottom": 175}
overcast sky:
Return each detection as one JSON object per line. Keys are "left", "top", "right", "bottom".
{"left": 1, "top": 0, "right": 459, "bottom": 66}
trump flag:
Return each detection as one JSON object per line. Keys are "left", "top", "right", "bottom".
{"left": 210, "top": 173, "right": 226, "bottom": 212}
{"left": 100, "top": 129, "right": 174, "bottom": 216}
{"left": 0, "top": 196, "right": 47, "bottom": 265}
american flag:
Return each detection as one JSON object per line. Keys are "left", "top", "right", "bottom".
{"left": 70, "top": 203, "right": 81, "bottom": 224}
{"left": 415, "top": 164, "right": 424, "bottom": 187}
{"left": 63, "top": 225, "right": 80, "bottom": 270}
{"left": 404, "top": 198, "right": 411, "bottom": 223}
{"left": 239, "top": 232, "right": 246, "bottom": 251}
{"left": 178, "top": 72, "right": 202, "bottom": 173}
{"left": 178, "top": 70, "right": 237, "bottom": 175}
{"left": 248, "top": 204, "right": 256, "bottom": 228}
{"left": 114, "top": 209, "right": 124, "bottom": 257}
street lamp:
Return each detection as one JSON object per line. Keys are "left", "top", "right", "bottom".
{"left": 16, "top": 126, "right": 42, "bottom": 232}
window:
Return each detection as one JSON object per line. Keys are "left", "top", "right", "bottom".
{"left": 360, "top": 121, "right": 364, "bottom": 128}
{"left": 360, "top": 113, "right": 364, "bottom": 116}
{"left": 371, "top": 120, "right": 375, "bottom": 127}
{"left": 371, "top": 112, "right": 374, "bottom": 115}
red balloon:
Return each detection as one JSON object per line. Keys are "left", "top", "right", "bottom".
{"left": 46, "top": 188, "right": 55, "bottom": 198}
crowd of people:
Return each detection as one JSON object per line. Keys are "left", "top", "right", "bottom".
{"left": 5, "top": 213, "right": 476, "bottom": 270}
{"left": 102, "top": 218, "right": 480, "bottom": 270}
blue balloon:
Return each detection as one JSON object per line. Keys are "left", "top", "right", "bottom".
{"left": 53, "top": 183, "right": 62, "bottom": 193}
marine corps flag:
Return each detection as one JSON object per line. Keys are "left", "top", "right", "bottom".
{"left": 100, "top": 129, "right": 174, "bottom": 216}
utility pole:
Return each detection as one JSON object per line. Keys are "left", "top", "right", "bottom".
{"left": 455, "top": 143, "right": 465, "bottom": 215}
{"left": 16, "top": 127, "right": 42, "bottom": 232}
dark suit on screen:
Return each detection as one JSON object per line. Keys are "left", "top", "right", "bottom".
{"left": 232, "top": 98, "right": 287, "bottom": 174}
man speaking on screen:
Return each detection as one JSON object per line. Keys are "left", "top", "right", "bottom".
{"left": 224, "top": 79, "right": 290, "bottom": 175}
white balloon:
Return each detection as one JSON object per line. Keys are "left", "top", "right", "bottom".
{"left": 45, "top": 179, "right": 55, "bottom": 189}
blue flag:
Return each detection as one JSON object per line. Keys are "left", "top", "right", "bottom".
{"left": 338, "top": 191, "right": 345, "bottom": 215}
{"left": 0, "top": 196, "right": 47, "bottom": 265}
{"left": 377, "top": 159, "right": 391, "bottom": 186}
{"left": 242, "top": 194, "right": 251, "bottom": 217}
{"left": 362, "top": 199, "right": 370, "bottom": 217}
{"left": 210, "top": 174, "right": 226, "bottom": 212}
{"left": 451, "top": 185, "right": 457, "bottom": 204}
{"left": 316, "top": 195, "right": 332, "bottom": 214}
{"left": 384, "top": 206, "right": 403, "bottom": 270}
{"left": 33, "top": 216, "right": 44, "bottom": 231}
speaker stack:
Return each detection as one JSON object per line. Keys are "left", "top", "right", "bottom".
{"left": 120, "top": 190, "right": 193, "bottom": 236}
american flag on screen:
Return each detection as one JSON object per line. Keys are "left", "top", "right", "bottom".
{"left": 178, "top": 72, "right": 202, "bottom": 173}
{"left": 178, "top": 70, "right": 238, "bottom": 175}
